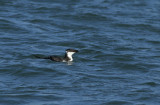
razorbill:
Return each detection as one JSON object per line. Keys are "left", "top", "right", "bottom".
{"left": 35, "top": 49, "right": 78, "bottom": 62}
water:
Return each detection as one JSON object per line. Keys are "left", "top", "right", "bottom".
{"left": 0, "top": 0, "right": 160, "bottom": 105}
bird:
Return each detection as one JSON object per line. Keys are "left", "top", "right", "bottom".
{"left": 35, "top": 49, "right": 78, "bottom": 62}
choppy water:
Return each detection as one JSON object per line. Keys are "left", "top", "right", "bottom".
{"left": 0, "top": 0, "right": 160, "bottom": 105}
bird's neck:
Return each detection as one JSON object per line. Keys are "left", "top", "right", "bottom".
{"left": 64, "top": 52, "right": 74, "bottom": 61}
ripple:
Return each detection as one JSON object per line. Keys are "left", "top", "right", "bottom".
{"left": 141, "top": 82, "right": 158, "bottom": 87}
{"left": 77, "top": 12, "right": 108, "bottom": 21}
{"left": 103, "top": 100, "right": 133, "bottom": 105}
{"left": 146, "top": 40, "right": 160, "bottom": 45}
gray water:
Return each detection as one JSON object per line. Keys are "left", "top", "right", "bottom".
{"left": 0, "top": 0, "right": 160, "bottom": 105}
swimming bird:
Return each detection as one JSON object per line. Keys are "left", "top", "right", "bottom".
{"left": 35, "top": 49, "right": 78, "bottom": 62}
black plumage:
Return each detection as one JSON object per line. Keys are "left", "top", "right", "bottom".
{"left": 35, "top": 49, "right": 78, "bottom": 62}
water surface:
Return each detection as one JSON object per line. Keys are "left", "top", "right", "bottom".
{"left": 0, "top": 0, "right": 160, "bottom": 105}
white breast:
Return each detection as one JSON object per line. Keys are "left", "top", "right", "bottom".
{"left": 67, "top": 52, "right": 75, "bottom": 61}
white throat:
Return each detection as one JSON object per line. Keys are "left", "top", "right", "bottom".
{"left": 67, "top": 52, "right": 75, "bottom": 61}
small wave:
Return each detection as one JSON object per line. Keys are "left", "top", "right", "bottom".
{"left": 103, "top": 100, "right": 133, "bottom": 105}
{"left": 141, "top": 82, "right": 158, "bottom": 87}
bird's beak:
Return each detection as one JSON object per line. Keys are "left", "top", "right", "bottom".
{"left": 75, "top": 50, "right": 79, "bottom": 53}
